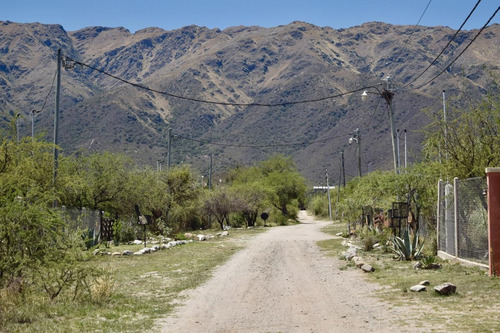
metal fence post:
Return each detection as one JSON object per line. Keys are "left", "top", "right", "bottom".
{"left": 454, "top": 177, "right": 459, "bottom": 258}
{"left": 437, "top": 179, "right": 442, "bottom": 251}
{"left": 445, "top": 181, "right": 455, "bottom": 256}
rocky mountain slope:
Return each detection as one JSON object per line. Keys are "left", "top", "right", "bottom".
{"left": 1, "top": 20, "right": 498, "bottom": 184}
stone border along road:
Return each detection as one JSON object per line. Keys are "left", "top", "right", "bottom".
{"left": 158, "top": 210, "right": 430, "bottom": 333}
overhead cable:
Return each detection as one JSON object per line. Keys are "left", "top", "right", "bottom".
{"left": 32, "top": 69, "right": 57, "bottom": 114}
{"left": 392, "top": 0, "right": 434, "bottom": 66}
{"left": 400, "top": 0, "right": 483, "bottom": 91}
{"left": 65, "top": 56, "right": 368, "bottom": 107}
{"left": 412, "top": 5, "right": 499, "bottom": 90}
{"left": 175, "top": 130, "right": 357, "bottom": 148}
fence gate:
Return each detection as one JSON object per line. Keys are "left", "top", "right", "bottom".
{"left": 391, "top": 202, "right": 409, "bottom": 237}
{"left": 101, "top": 218, "right": 115, "bottom": 241}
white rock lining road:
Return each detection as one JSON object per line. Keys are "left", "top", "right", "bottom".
{"left": 158, "top": 210, "right": 428, "bottom": 333}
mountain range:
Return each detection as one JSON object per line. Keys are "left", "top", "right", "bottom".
{"left": 1, "top": 20, "right": 499, "bottom": 184}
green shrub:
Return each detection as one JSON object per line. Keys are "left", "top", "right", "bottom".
{"left": 359, "top": 226, "right": 392, "bottom": 252}
{"left": 119, "top": 222, "right": 138, "bottom": 243}
{"left": 309, "top": 195, "right": 328, "bottom": 217}
{"left": 362, "top": 236, "right": 376, "bottom": 251}
{"left": 286, "top": 201, "right": 300, "bottom": 221}
{"left": 175, "top": 233, "right": 187, "bottom": 241}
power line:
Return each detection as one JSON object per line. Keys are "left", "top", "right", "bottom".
{"left": 63, "top": 55, "right": 393, "bottom": 149}
{"left": 412, "top": 5, "right": 499, "bottom": 90}
{"left": 394, "top": 0, "right": 434, "bottom": 65}
{"left": 65, "top": 55, "right": 367, "bottom": 107}
{"left": 32, "top": 69, "right": 57, "bottom": 114}
{"left": 362, "top": 97, "right": 383, "bottom": 129}
{"left": 369, "top": 0, "right": 433, "bottom": 76}
{"left": 399, "top": 0, "right": 483, "bottom": 91}
{"left": 175, "top": 130, "right": 356, "bottom": 148}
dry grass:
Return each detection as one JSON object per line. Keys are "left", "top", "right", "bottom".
{"left": 319, "top": 221, "right": 500, "bottom": 333}
{"left": 0, "top": 228, "right": 266, "bottom": 332}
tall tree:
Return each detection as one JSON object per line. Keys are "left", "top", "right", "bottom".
{"left": 202, "top": 187, "right": 236, "bottom": 230}
{"left": 423, "top": 96, "right": 500, "bottom": 179}
{"left": 259, "top": 155, "right": 307, "bottom": 217}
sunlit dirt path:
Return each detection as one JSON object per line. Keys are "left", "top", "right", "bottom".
{"left": 158, "top": 211, "right": 425, "bottom": 333}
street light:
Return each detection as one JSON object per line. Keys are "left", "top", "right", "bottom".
{"left": 348, "top": 128, "right": 361, "bottom": 177}
{"left": 325, "top": 169, "right": 332, "bottom": 220}
{"left": 361, "top": 81, "right": 399, "bottom": 174}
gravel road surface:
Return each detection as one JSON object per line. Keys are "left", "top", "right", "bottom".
{"left": 159, "top": 211, "right": 424, "bottom": 333}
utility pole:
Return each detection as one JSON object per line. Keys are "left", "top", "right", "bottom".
{"left": 404, "top": 129, "right": 407, "bottom": 169}
{"left": 397, "top": 128, "right": 401, "bottom": 173}
{"left": 16, "top": 113, "right": 20, "bottom": 144}
{"left": 356, "top": 129, "right": 361, "bottom": 177}
{"left": 325, "top": 169, "right": 332, "bottom": 220}
{"left": 443, "top": 90, "right": 447, "bottom": 161}
{"left": 362, "top": 81, "right": 399, "bottom": 174}
{"left": 53, "top": 48, "right": 62, "bottom": 189}
{"left": 349, "top": 128, "right": 361, "bottom": 177}
{"left": 384, "top": 90, "right": 399, "bottom": 174}
{"left": 31, "top": 110, "right": 35, "bottom": 139}
{"left": 209, "top": 154, "right": 213, "bottom": 190}
{"left": 167, "top": 127, "right": 172, "bottom": 169}
{"left": 335, "top": 150, "right": 343, "bottom": 220}
{"left": 341, "top": 150, "right": 345, "bottom": 187}
{"left": 381, "top": 77, "right": 399, "bottom": 173}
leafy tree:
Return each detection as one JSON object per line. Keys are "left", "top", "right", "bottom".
{"left": 423, "top": 95, "right": 500, "bottom": 179}
{"left": 258, "top": 155, "right": 307, "bottom": 218}
{"left": 227, "top": 155, "right": 306, "bottom": 221}
{"left": 163, "top": 166, "right": 201, "bottom": 233}
{"left": 0, "top": 136, "right": 94, "bottom": 298}
{"left": 228, "top": 165, "right": 272, "bottom": 227}
{"left": 202, "top": 187, "right": 237, "bottom": 230}
{"left": 334, "top": 163, "right": 440, "bottom": 233}
{"left": 231, "top": 183, "right": 271, "bottom": 227}
{"left": 59, "top": 152, "right": 132, "bottom": 214}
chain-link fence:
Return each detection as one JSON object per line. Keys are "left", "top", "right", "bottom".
{"left": 61, "top": 207, "right": 101, "bottom": 238}
{"left": 437, "top": 177, "right": 489, "bottom": 264}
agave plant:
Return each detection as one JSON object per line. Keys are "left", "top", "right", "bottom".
{"left": 418, "top": 255, "right": 441, "bottom": 269}
{"left": 390, "top": 227, "right": 425, "bottom": 261}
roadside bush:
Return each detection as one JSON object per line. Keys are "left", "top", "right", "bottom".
{"left": 362, "top": 236, "right": 376, "bottom": 251}
{"left": 118, "top": 222, "right": 138, "bottom": 243}
{"left": 286, "top": 200, "right": 300, "bottom": 221}
{"left": 359, "top": 226, "right": 393, "bottom": 252}
{"left": 308, "top": 195, "right": 328, "bottom": 217}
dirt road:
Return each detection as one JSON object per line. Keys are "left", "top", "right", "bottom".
{"left": 159, "top": 211, "right": 420, "bottom": 333}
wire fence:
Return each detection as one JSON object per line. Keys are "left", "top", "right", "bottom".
{"left": 61, "top": 207, "right": 101, "bottom": 238}
{"left": 437, "top": 177, "right": 489, "bottom": 265}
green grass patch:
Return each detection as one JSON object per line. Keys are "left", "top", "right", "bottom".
{"left": 318, "top": 223, "right": 500, "bottom": 333}
{"left": 319, "top": 219, "right": 347, "bottom": 236}
{"left": 1, "top": 228, "right": 266, "bottom": 332}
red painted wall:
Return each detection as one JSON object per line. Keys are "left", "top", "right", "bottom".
{"left": 486, "top": 168, "right": 500, "bottom": 277}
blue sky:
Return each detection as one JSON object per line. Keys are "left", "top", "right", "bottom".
{"left": 1, "top": 0, "right": 499, "bottom": 33}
